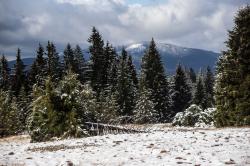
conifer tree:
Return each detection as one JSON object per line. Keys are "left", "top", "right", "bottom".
{"left": 88, "top": 27, "right": 105, "bottom": 95}
{"left": 46, "top": 41, "right": 61, "bottom": 81}
{"left": 127, "top": 55, "right": 138, "bottom": 88}
{"left": 29, "top": 71, "right": 90, "bottom": 142}
{"left": 17, "top": 86, "right": 30, "bottom": 131}
{"left": 0, "top": 90, "right": 21, "bottom": 136}
{"left": 133, "top": 87, "right": 158, "bottom": 124}
{"left": 102, "top": 42, "right": 112, "bottom": 87}
{"left": 193, "top": 76, "right": 206, "bottom": 109}
{"left": 204, "top": 66, "right": 214, "bottom": 108}
{"left": 28, "top": 62, "right": 38, "bottom": 88}
{"left": 74, "top": 45, "right": 85, "bottom": 82}
{"left": 64, "top": 43, "right": 76, "bottom": 72}
{"left": 0, "top": 55, "right": 10, "bottom": 90}
{"left": 11, "top": 48, "right": 26, "bottom": 96}
{"left": 116, "top": 48, "right": 136, "bottom": 116}
{"left": 29, "top": 43, "right": 47, "bottom": 87}
{"left": 215, "top": 6, "right": 250, "bottom": 126}
{"left": 95, "top": 90, "right": 118, "bottom": 123}
{"left": 140, "top": 38, "right": 170, "bottom": 122}
{"left": 189, "top": 67, "right": 196, "bottom": 83}
{"left": 172, "top": 64, "right": 192, "bottom": 116}
{"left": 107, "top": 48, "right": 119, "bottom": 92}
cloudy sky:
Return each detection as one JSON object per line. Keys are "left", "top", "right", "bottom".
{"left": 0, "top": 0, "right": 248, "bottom": 60}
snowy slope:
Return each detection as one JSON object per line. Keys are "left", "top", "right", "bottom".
{"left": 1, "top": 126, "right": 249, "bottom": 166}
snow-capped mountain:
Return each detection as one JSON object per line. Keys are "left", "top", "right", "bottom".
{"left": 117, "top": 41, "right": 219, "bottom": 74}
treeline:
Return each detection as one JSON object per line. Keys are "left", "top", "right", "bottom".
{"left": 0, "top": 6, "right": 249, "bottom": 141}
{"left": 0, "top": 28, "right": 214, "bottom": 140}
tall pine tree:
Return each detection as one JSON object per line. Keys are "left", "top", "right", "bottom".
{"left": 11, "top": 48, "right": 26, "bottom": 96}
{"left": 0, "top": 55, "right": 10, "bottom": 90}
{"left": 215, "top": 6, "right": 250, "bottom": 126}
{"left": 204, "top": 66, "right": 214, "bottom": 108}
{"left": 127, "top": 55, "right": 138, "bottom": 88}
{"left": 29, "top": 43, "right": 47, "bottom": 88}
{"left": 189, "top": 67, "right": 196, "bottom": 83}
{"left": 64, "top": 43, "right": 76, "bottom": 72}
{"left": 172, "top": 64, "right": 192, "bottom": 117}
{"left": 116, "top": 48, "right": 136, "bottom": 117}
{"left": 193, "top": 76, "right": 206, "bottom": 109}
{"left": 140, "top": 38, "right": 170, "bottom": 122}
{"left": 74, "top": 44, "right": 85, "bottom": 82}
{"left": 46, "top": 41, "right": 61, "bottom": 81}
{"left": 88, "top": 27, "right": 105, "bottom": 95}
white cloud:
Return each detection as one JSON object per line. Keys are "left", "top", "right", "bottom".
{"left": 22, "top": 14, "right": 50, "bottom": 35}
{"left": 0, "top": 0, "right": 248, "bottom": 58}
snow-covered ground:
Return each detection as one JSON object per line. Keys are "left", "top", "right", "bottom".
{"left": 0, "top": 126, "right": 249, "bottom": 166}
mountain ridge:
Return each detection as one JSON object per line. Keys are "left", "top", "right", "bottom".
{"left": 8, "top": 42, "right": 220, "bottom": 74}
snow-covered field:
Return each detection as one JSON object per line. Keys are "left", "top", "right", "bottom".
{"left": 0, "top": 126, "right": 249, "bottom": 166}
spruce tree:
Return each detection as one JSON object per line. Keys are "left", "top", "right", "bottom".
{"left": 0, "top": 55, "right": 10, "bottom": 90}
{"left": 193, "top": 76, "right": 206, "bottom": 109}
{"left": 204, "top": 66, "right": 214, "bottom": 108}
{"left": 17, "top": 86, "right": 31, "bottom": 131}
{"left": 116, "top": 48, "right": 136, "bottom": 117}
{"left": 215, "top": 6, "right": 250, "bottom": 126}
{"left": 11, "top": 48, "right": 26, "bottom": 96}
{"left": 29, "top": 71, "right": 90, "bottom": 142}
{"left": 140, "top": 38, "right": 170, "bottom": 122}
{"left": 107, "top": 48, "right": 119, "bottom": 92}
{"left": 46, "top": 41, "right": 61, "bottom": 81}
{"left": 28, "top": 62, "right": 38, "bottom": 90}
{"left": 134, "top": 87, "right": 158, "bottom": 124}
{"left": 189, "top": 67, "right": 196, "bottom": 83}
{"left": 95, "top": 90, "right": 118, "bottom": 123}
{"left": 0, "top": 90, "right": 21, "bottom": 136}
{"left": 64, "top": 43, "right": 76, "bottom": 72}
{"left": 29, "top": 43, "right": 47, "bottom": 87}
{"left": 172, "top": 64, "right": 192, "bottom": 116}
{"left": 88, "top": 27, "right": 105, "bottom": 95}
{"left": 74, "top": 45, "right": 85, "bottom": 82}
{"left": 127, "top": 55, "right": 138, "bottom": 88}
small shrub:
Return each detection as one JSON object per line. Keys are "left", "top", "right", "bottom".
{"left": 172, "top": 104, "right": 216, "bottom": 127}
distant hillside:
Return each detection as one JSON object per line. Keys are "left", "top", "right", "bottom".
{"left": 118, "top": 41, "right": 219, "bottom": 74}
{"left": 8, "top": 42, "right": 220, "bottom": 74}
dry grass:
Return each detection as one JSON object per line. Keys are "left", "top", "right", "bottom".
{"left": 26, "top": 143, "right": 99, "bottom": 152}
{"left": 0, "top": 135, "right": 30, "bottom": 143}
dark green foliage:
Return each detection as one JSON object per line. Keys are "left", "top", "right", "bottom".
{"left": 116, "top": 48, "right": 136, "bottom": 116}
{"left": 88, "top": 27, "right": 105, "bottom": 95}
{"left": 215, "top": 6, "right": 250, "bottom": 126}
{"left": 193, "top": 77, "right": 206, "bottom": 109}
{"left": 17, "top": 86, "right": 31, "bottom": 131}
{"left": 140, "top": 39, "right": 170, "bottom": 122}
{"left": 204, "top": 66, "right": 214, "bottom": 108}
{"left": 11, "top": 48, "right": 26, "bottom": 96}
{"left": 74, "top": 45, "right": 85, "bottom": 82}
{"left": 0, "top": 55, "right": 10, "bottom": 90}
{"left": 172, "top": 64, "right": 192, "bottom": 116}
{"left": 64, "top": 43, "right": 76, "bottom": 72}
{"left": 127, "top": 55, "right": 138, "bottom": 88}
{"left": 107, "top": 50, "right": 119, "bottom": 92}
{"left": 46, "top": 41, "right": 61, "bottom": 81}
{"left": 0, "top": 90, "right": 21, "bottom": 137}
{"left": 29, "top": 43, "right": 47, "bottom": 87}
{"left": 189, "top": 67, "right": 196, "bottom": 83}
{"left": 28, "top": 71, "right": 90, "bottom": 142}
